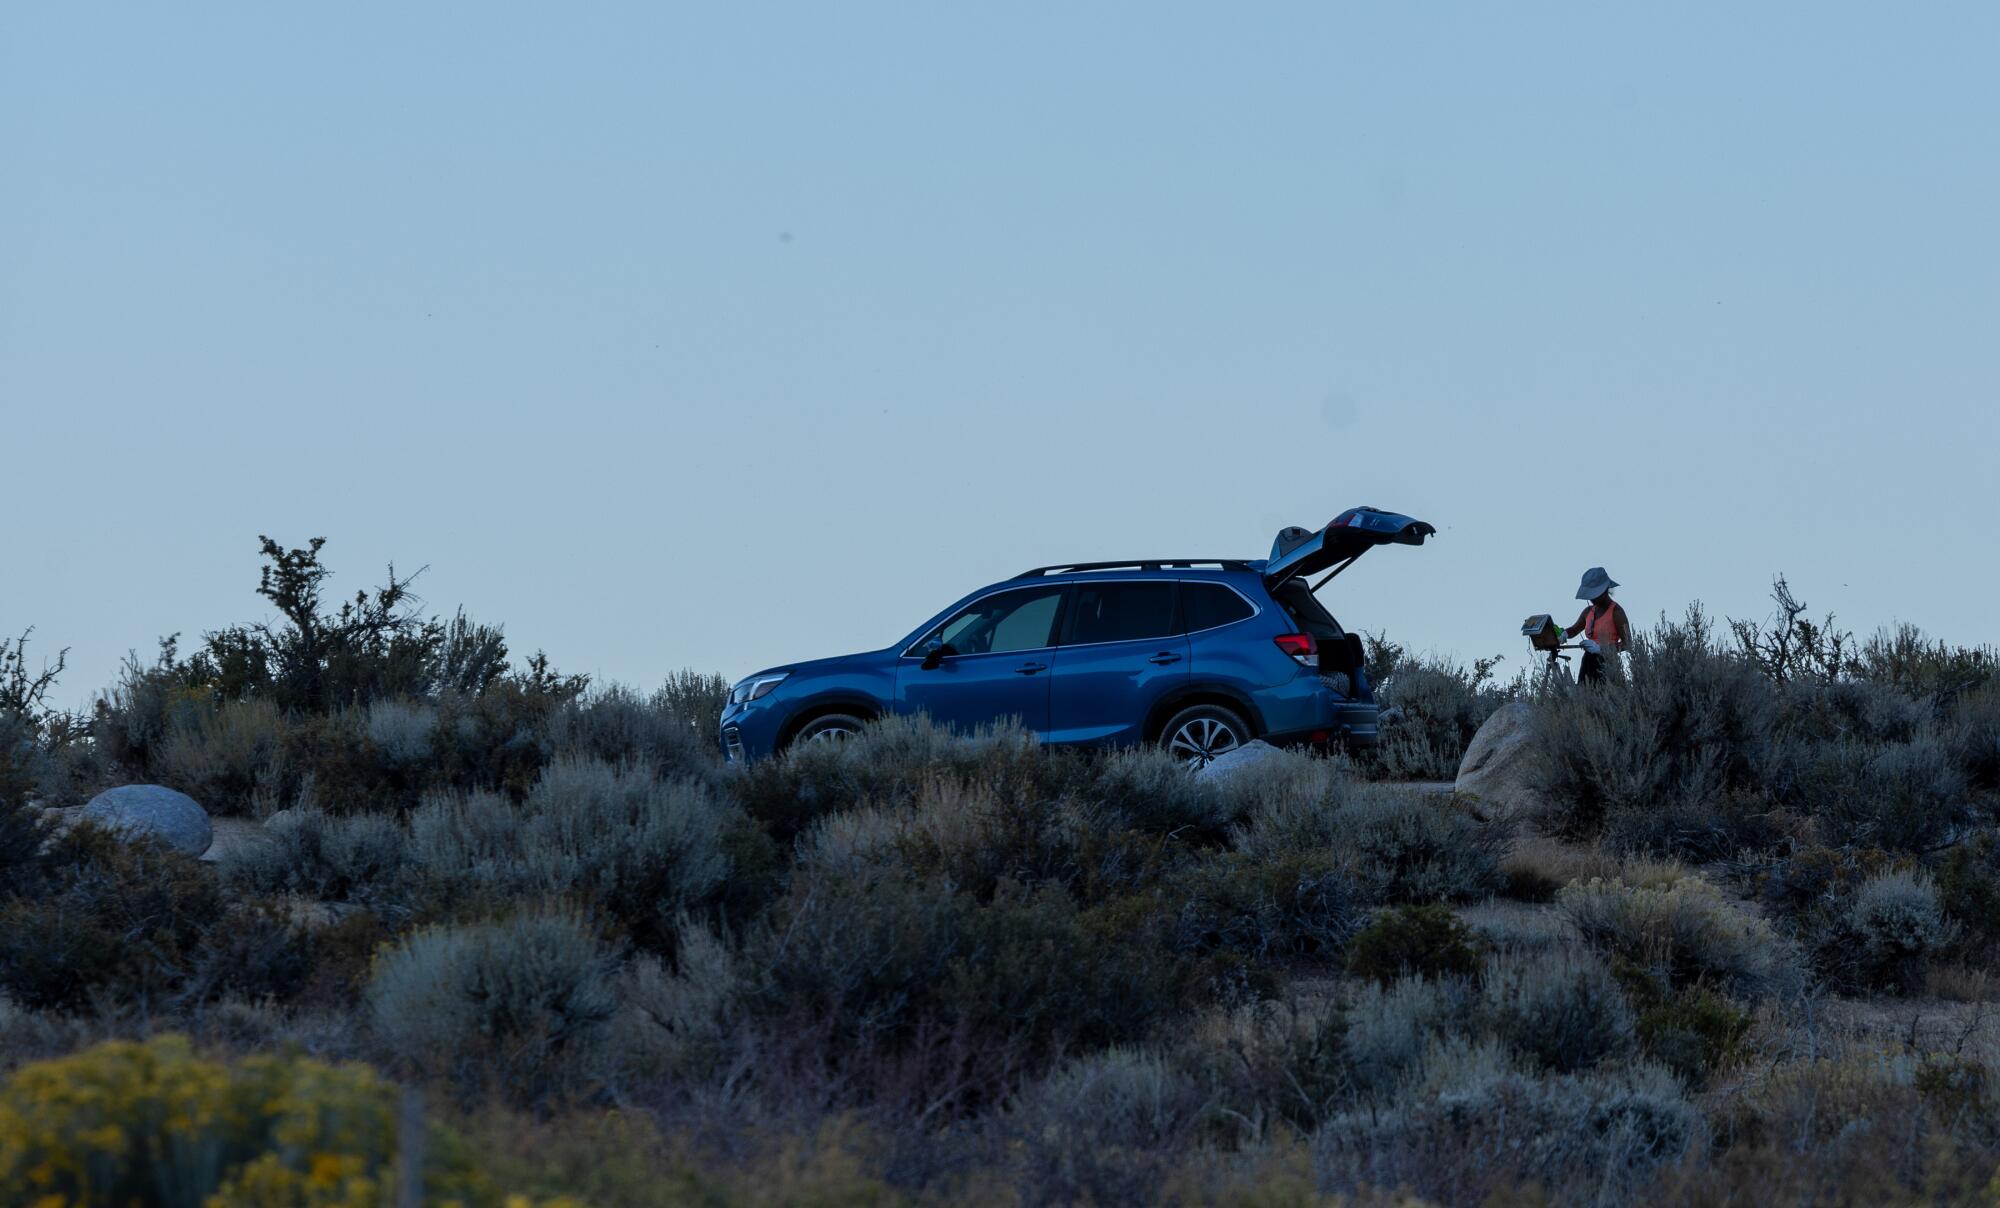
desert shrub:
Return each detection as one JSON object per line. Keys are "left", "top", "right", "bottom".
{"left": 1559, "top": 875, "right": 1804, "bottom": 1002}
{"left": 608, "top": 918, "right": 747, "bottom": 1081}
{"left": 1232, "top": 778, "right": 1497, "bottom": 906}
{"left": 1339, "top": 976, "right": 1478, "bottom": 1097}
{"left": 0, "top": 825, "right": 228, "bottom": 1012}
{"left": 1370, "top": 651, "right": 1513, "bottom": 780}
{"left": 1228, "top": 767, "right": 1379, "bottom": 862}
{"left": 466, "top": 1111, "right": 900, "bottom": 1208}
{"left": 799, "top": 776, "right": 1178, "bottom": 913}
{"left": 221, "top": 804, "right": 412, "bottom": 905}
{"left": 1529, "top": 606, "right": 1777, "bottom": 841}
{"left": 1160, "top": 851, "right": 1360, "bottom": 997}
{"left": 1089, "top": 746, "right": 1237, "bottom": 835}
{"left": 1776, "top": 677, "right": 1929, "bottom": 745}
{"left": 148, "top": 697, "right": 289, "bottom": 815}
{"left": 1009, "top": 1048, "right": 1212, "bottom": 1207}
{"left": 1790, "top": 737, "right": 1974, "bottom": 852}
{"left": 178, "top": 900, "right": 323, "bottom": 1005}
{"left": 367, "top": 910, "right": 621, "bottom": 1101}
{"left": 1315, "top": 1058, "right": 1702, "bottom": 1204}
{"left": 89, "top": 540, "right": 591, "bottom": 807}
{"left": 1498, "top": 837, "right": 1622, "bottom": 903}
{"left": 543, "top": 682, "right": 717, "bottom": 781}
{"left": 655, "top": 669, "right": 731, "bottom": 749}
{"left": 0, "top": 793, "right": 50, "bottom": 886}
{"left": 1326, "top": 790, "right": 1502, "bottom": 904}
{"left": 1634, "top": 987, "right": 1748, "bottom": 1087}
{"left": 275, "top": 707, "right": 417, "bottom": 815}
{"left": 729, "top": 714, "right": 1051, "bottom": 843}
{"left": 0, "top": 711, "right": 43, "bottom": 809}
{"left": 1481, "top": 947, "right": 1635, "bottom": 1073}
{"left": 1, "top": 628, "right": 91, "bottom": 807}
{"left": 1749, "top": 844, "right": 1894, "bottom": 918}
{"left": 1600, "top": 792, "right": 1786, "bottom": 863}
{"left": 1722, "top": 1058, "right": 1937, "bottom": 1157}
{"left": 1745, "top": 845, "right": 1945, "bottom": 994}
{"left": 362, "top": 696, "right": 438, "bottom": 767}
{"left": 192, "top": 536, "right": 516, "bottom": 714}
{"left": 1180, "top": 1001, "right": 1351, "bottom": 1136}
{"left": 1854, "top": 623, "right": 1996, "bottom": 698}
{"left": 1935, "top": 832, "right": 2000, "bottom": 955}
{"left": 758, "top": 871, "right": 1178, "bottom": 1059}
{"left": 411, "top": 757, "right": 734, "bottom": 944}
{"left": 0, "top": 1034, "right": 499, "bottom": 1208}
{"left": 1844, "top": 868, "right": 1958, "bottom": 993}
{"left": 1945, "top": 682, "right": 2000, "bottom": 792}
{"left": 1346, "top": 905, "right": 1482, "bottom": 987}
{"left": 289, "top": 908, "right": 394, "bottom": 1006}
{"left": 1205, "top": 748, "right": 1348, "bottom": 827}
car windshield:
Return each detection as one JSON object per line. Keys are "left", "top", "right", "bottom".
{"left": 1273, "top": 581, "right": 1344, "bottom": 642}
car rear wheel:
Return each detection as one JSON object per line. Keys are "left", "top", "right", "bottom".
{"left": 1160, "top": 703, "right": 1251, "bottom": 770}
{"left": 792, "top": 712, "right": 868, "bottom": 747}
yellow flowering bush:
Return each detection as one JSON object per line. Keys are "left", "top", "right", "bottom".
{"left": 0, "top": 1035, "right": 509, "bottom": 1208}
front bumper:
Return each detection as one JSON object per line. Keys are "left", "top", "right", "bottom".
{"left": 718, "top": 697, "right": 787, "bottom": 763}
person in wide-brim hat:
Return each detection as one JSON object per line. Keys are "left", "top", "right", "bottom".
{"left": 1565, "top": 567, "right": 1629, "bottom": 683}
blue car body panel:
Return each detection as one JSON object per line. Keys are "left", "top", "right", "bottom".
{"left": 719, "top": 510, "right": 1431, "bottom": 762}
{"left": 1046, "top": 632, "right": 1189, "bottom": 746}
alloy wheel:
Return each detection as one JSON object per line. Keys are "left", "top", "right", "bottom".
{"left": 1168, "top": 717, "right": 1241, "bottom": 769}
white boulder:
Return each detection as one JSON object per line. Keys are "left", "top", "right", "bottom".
{"left": 1453, "top": 702, "right": 1540, "bottom": 822}
{"left": 1195, "top": 739, "right": 1295, "bottom": 779}
{"left": 80, "top": 784, "right": 213, "bottom": 857}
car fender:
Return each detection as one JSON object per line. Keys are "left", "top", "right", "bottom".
{"left": 1145, "top": 681, "right": 1267, "bottom": 740}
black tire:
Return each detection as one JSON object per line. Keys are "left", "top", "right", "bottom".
{"left": 789, "top": 712, "right": 869, "bottom": 749}
{"left": 1158, "top": 703, "right": 1253, "bottom": 770}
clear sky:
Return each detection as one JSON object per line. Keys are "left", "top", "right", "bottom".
{"left": 6, "top": 3, "right": 1997, "bottom": 706}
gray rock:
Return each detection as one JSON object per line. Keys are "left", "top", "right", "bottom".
{"left": 1453, "top": 701, "right": 1540, "bottom": 822}
{"left": 81, "top": 784, "right": 213, "bottom": 857}
{"left": 1196, "top": 738, "right": 1295, "bottom": 779}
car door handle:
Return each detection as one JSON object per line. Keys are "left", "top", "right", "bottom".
{"left": 1148, "top": 651, "right": 1183, "bottom": 665}
{"left": 1014, "top": 661, "right": 1048, "bottom": 675}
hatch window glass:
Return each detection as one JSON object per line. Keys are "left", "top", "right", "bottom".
{"left": 1064, "top": 582, "right": 1179, "bottom": 645}
{"left": 1273, "top": 580, "right": 1345, "bottom": 641}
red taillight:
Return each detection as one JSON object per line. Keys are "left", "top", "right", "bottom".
{"left": 1274, "top": 633, "right": 1318, "bottom": 667}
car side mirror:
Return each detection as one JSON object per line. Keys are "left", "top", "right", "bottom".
{"left": 920, "top": 641, "right": 956, "bottom": 670}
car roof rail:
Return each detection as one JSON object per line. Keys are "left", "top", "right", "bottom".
{"left": 1012, "top": 559, "right": 1254, "bottom": 578}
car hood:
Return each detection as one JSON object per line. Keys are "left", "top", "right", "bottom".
{"left": 746, "top": 650, "right": 869, "bottom": 681}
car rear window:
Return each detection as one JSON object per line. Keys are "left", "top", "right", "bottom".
{"left": 1181, "top": 582, "right": 1254, "bottom": 632}
{"left": 1272, "top": 580, "right": 1345, "bottom": 641}
{"left": 1064, "top": 582, "right": 1179, "bottom": 645}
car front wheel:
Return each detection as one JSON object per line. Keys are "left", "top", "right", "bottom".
{"left": 791, "top": 712, "right": 868, "bottom": 748}
{"left": 1159, "top": 703, "right": 1251, "bottom": 770}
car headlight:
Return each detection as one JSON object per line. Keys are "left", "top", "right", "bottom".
{"left": 729, "top": 672, "right": 789, "bottom": 705}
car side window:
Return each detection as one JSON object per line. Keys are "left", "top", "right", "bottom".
{"left": 1063, "top": 582, "right": 1179, "bottom": 645}
{"left": 1180, "top": 582, "right": 1254, "bottom": 632}
{"left": 921, "top": 586, "right": 1065, "bottom": 656}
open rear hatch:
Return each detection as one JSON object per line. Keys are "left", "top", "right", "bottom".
{"left": 1263, "top": 507, "right": 1435, "bottom": 588}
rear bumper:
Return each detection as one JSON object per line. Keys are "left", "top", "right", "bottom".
{"left": 1249, "top": 671, "right": 1380, "bottom": 749}
{"left": 1266, "top": 701, "right": 1380, "bottom": 749}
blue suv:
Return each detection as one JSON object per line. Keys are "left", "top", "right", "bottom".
{"left": 720, "top": 507, "right": 1434, "bottom": 767}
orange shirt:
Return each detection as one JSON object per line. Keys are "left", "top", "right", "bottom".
{"left": 1576, "top": 602, "right": 1626, "bottom": 649}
